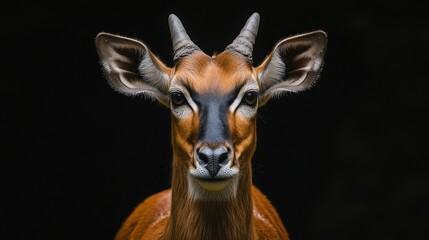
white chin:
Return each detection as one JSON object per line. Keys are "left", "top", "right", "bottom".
{"left": 196, "top": 178, "right": 232, "bottom": 191}
{"left": 188, "top": 175, "right": 239, "bottom": 201}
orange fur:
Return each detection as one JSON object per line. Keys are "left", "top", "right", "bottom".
{"left": 115, "top": 52, "right": 288, "bottom": 240}
{"left": 116, "top": 187, "right": 288, "bottom": 240}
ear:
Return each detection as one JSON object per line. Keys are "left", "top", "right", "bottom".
{"left": 256, "top": 30, "right": 327, "bottom": 106}
{"left": 95, "top": 32, "right": 171, "bottom": 106}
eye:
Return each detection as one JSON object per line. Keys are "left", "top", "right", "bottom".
{"left": 243, "top": 91, "right": 258, "bottom": 106}
{"left": 171, "top": 92, "right": 186, "bottom": 106}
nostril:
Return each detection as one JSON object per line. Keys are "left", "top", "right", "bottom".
{"left": 197, "top": 145, "right": 231, "bottom": 166}
{"left": 214, "top": 146, "right": 230, "bottom": 165}
{"left": 197, "top": 152, "right": 209, "bottom": 164}
{"left": 218, "top": 152, "right": 229, "bottom": 165}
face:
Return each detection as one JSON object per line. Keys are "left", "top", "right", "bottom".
{"left": 96, "top": 18, "right": 327, "bottom": 201}
{"left": 169, "top": 52, "right": 259, "bottom": 200}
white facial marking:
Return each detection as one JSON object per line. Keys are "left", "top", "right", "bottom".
{"left": 169, "top": 84, "right": 198, "bottom": 118}
{"left": 229, "top": 81, "right": 259, "bottom": 118}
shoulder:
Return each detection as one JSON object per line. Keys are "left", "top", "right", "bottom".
{"left": 115, "top": 189, "right": 171, "bottom": 240}
{"left": 252, "top": 186, "right": 289, "bottom": 240}
{"left": 140, "top": 188, "right": 172, "bottom": 209}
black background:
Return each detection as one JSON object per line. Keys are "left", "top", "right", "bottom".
{"left": 2, "top": 1, "right": 428, "bottom": 240}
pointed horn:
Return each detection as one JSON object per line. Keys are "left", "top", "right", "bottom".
{"left": 168, "top": 14, "right": 201, "bottom": 62}
{"left": 225, "top": 12, "right": 260, "bottom": 62}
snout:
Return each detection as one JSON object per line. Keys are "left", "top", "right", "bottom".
{"left": 189, "top": 142, "right": 239, "bottom": 191}
{"left": 197, "top": 144, "right": 231, "bottom": 178}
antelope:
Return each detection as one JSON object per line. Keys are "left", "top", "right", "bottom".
{"left": 95, "top": 12, "right": 327, "bottom": 240}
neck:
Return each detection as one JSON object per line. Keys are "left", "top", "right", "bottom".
{"left": 165, "top": 159, "right": 255, "bottom": 240}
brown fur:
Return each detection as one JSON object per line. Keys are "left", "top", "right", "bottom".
{"left": 97, "top": 24, "right": 327, "bottom": 240}
{"left": 114, "top": 52, "right": 288, "bottom": 240}
{"left": 174, "top": 52, "right": 254, "bottom": 94}
{"left": 116, "top": 186, "right": 287, "bottom": 240}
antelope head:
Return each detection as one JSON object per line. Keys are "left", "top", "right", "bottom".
{"left": 95, "top": 13, "right": 327, "bottom": 201}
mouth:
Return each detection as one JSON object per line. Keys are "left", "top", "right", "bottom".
{"left": 195, "top": 178, "right": 233, "bottom": 191}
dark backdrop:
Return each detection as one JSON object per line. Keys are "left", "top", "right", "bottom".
{"left": 2, "top": 1, "right": 428, "bottom": 240}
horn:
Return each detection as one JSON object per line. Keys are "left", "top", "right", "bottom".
{"left": 225, "top": 12, "right": 260, "bottom": 62}
{"left": 168, "top": 14, "right": 201, "bottom": 62}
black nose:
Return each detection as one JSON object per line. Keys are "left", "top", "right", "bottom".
{"left": 197, "top": 145, "right": 231, "bottom": 178}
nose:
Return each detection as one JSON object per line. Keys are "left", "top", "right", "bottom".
{"left": 197, "top": 145, "right": 231, "bottom": 178}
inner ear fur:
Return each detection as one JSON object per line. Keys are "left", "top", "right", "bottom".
{"left": 256, "top": 30, "right": 327, "bottom": 106}
{"left": 95, "top": 32, "right": 171, "bottom": 106}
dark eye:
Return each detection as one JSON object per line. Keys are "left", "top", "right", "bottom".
{"left": 243, "top": 91, "right": 258, "bottom": 106}
{"left": 171, "top": 92, "right": 185, "bottom": 106}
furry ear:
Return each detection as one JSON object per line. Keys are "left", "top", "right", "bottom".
{"left": 95, "top": 32, "right": 171, "bottom": 106}
{"left": 256, "top": 30, "right": 327, "bottom": 106}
